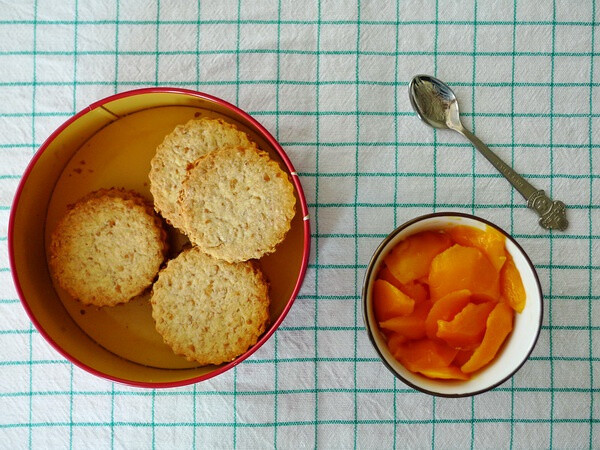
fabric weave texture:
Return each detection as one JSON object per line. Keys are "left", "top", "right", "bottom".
{"left": 0, "top": 0, "right": 598, "bottom": 448}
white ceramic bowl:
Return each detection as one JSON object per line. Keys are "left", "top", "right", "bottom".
{"left": 362, "top": 212, "right": 542, "bottom": 397}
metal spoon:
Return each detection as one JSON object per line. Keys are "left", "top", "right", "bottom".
{"left": 408, "top": 74, "right": 568, "bottom": 231}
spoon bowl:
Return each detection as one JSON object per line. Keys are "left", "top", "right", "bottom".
{"left": 408, "top": 75, "right": 462, "bottom": 131}
{"left": 409, "top": 75, "right": 457, "bottom": 129}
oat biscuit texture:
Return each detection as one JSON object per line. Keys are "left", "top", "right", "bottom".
{"left": 48, "top": 188, "right": 168, "bottom": 307}
{"left": 179, "top": 145, "right": 296, "bottom": 262}
{"left": 150, "top": 247, "right": 270, "bottom": 365}
{"left": 149, "top": 117, "right": 257, "bottom": 230}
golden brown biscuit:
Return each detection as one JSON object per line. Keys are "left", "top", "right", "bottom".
{"left": 149, "top": 117, "right": 257, "bottom": 230}
{"left": 48, "top": 188, "right": 168, "bottom": 307}
{"left": 150, "top": 247, "right": 270, "bottom": 365}
{"left": 178, "top": 145, "right": 296, "bottom": 262}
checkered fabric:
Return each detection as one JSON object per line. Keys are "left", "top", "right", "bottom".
{"left": 0, "top": 0, "right": 598, "bottom": 448}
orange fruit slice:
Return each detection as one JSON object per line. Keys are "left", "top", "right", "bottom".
{"left": 425, "top": 289, "right": 472, "bottom": 340}
{"left": 448, "top": 225, "right": 507, "bottom": 272}
{"left": 386, "top": 332, "right": 408, "bottom": 355}
{"left": 429, "top": 244, "right": 500, "bottom": 302}
{"left": 436, "top": 301, "right": 497, "bottom": 350}
{"left": 394, "top": 339, "right": 458, "bottom": 374}
{"left": 372, "top": 279, "right": 415, "bottom": 321}
{"left": 418, "top": 365, "right": 470, "bottom": 381}
{"left": 500, "top": 254, "right": 526, "bottom": 313}
{"left": 384, "top": 231, "right": 452, "bottom": 284}
{"left": 461, "top": 302, "right": 514, "bottom": 373}
{"left": 379, "top": 300, "right": 432, "bottom": 340}
{"left": 378, "top": 265, "right": 429, "bottom": 303}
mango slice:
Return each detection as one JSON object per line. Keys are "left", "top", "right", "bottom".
{"left": 373, "top": 279, "right": 415, "bottom": 321}
{"left": 378, "top": 266, "right": 429, "bottom": 303}
{"left": 399, "top": 280, "right": 429, "bottom": 304}
{"left": 379, "top": 300, "right": 432, "bottom": 340}
{"left": 448, "top": 225, "right": 507, "bottom": 272}
{"left": 425, "top": 289, "right": 472, "bottom": 340}
{"left": 461, "top": 302, "right": 514, "bottom": 373}
{"left": 436, "top": 301, "right": 497, "bottom": 350}
{"left": 394, "top": 339, "right": 458, "bottom": 374}
{"left": 384, "top": 231, "right": 452, "bottom": 284}
{"left": 386, "top": 332, "right": 408, "bottom": 356}
{"left": 452, "top": 349, "right": 475, "bottom": 367}
{"left": 418, "top": 365, "right": 470, "bottom": 381}
{"left": 429, "top": 244, "right": 500, "bottom": 301}
{"left": 500, "top": 254, "right": 526, "bottom": 313}
{"left": 377, "top": 265, "right": 404, "bottom": 291}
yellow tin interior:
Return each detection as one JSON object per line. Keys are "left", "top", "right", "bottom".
{"left": 11, "top": 91, "right": 307, "bottom": 386}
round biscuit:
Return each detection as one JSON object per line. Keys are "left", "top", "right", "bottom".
{"left": 178, "top": 145, "right": 296, "bottom": 262}
{"left": 150, "top": 247, "right": 270, "bottom": 365}
{"left": 149, "top": 117, "right": 257, "bottom": 230}
{"left": 48, "top": 188, "right": 168, "bottom": 307}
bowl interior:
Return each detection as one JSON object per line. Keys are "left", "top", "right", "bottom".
{"left": 363, "top": 213, "right": 542, "bottom": 397}
{"left": 11, "top": 90, "right": 309, "bottom": 386}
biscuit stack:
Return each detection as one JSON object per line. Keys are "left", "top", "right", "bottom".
{"left": 149, "top": 117, "right": 296, "bottom": 365}
{"left": 49, "top": 117, "right": 296, "bottom": 366}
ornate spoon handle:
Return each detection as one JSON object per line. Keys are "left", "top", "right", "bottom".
{"left": 457, "top": 127, "right": 569, "bottom": 231}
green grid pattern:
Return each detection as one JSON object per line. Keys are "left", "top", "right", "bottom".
{"left": 0, "top": 0, "right": 599, "bottom": 448}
